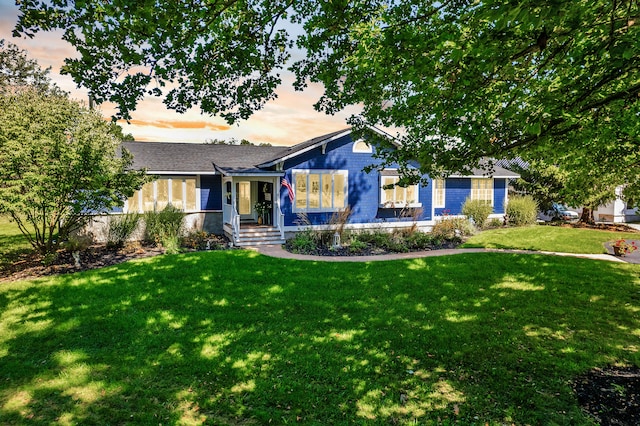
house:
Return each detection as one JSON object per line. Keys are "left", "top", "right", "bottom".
{"left": 594, "top": 187, "right": 640, "bottom": 223}
{"left": 121, "top": 128, "right": 519, "bottom": 246}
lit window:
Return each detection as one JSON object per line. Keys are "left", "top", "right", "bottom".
{"left": 380, "top": 175, "right": 421, "bottom": 208}
{"left": 353, "top": 140, "right": 372, "bottom": 153}
{"left": 471, "top": 178, "right": 493, "bottom": 205}
{"left": 127, "top": 177, "right": 198, "bottom": 212}
{"left": 292, "top": 170, "right": 348, "bottom": 212}
{"left": 433, "top": 179, "right": 445, "bottom": 208}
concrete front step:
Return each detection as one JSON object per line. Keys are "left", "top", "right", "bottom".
{"left": 234, "top": 226, "right": 284, "bottom": 246}
{"left": 234, "top": 239, "right": 286, "bottom": 247}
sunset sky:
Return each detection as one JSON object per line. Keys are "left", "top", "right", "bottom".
{"left": 0, "top": 2, "right": 354, "bottom": 146}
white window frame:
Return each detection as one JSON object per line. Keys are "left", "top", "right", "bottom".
{"left": 433, "top": 178, "right": 445, "bottom": 208}
{"left": 379, "top": 175, "right": 421, "bottom": 208}
{"left": 292, "top": 169, "right": 348, "bottom": 213}
{"left": 126, "top": 176, "right": 199, "bottom": 213}
{"left": 470, "top": 178, "right": 494, "bottom": 206}
{"left": 352, "top": 139, "right": 373, "bottom": 153}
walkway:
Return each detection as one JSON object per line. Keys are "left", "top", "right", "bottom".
{"left": 252, "top": 244, "right": 628, "bottom": 263}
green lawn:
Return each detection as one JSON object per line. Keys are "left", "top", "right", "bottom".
{"left": 1, "top": 249, "right": 638, "bottom": 424}
{"left": 462, "top": 225, "right": 640, "bottom": 253}
{"left": 0, "top": 216, "right": 31, "bottom": 273}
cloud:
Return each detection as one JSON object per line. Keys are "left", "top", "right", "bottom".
{"left": 123, "top": 119, "right": 231, "bottom": 131}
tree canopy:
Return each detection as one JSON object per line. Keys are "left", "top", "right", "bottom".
{"left": 0, "top": 39, "right": 63, "bottom": 95}
{"left": 13, "top": 1, "right": 640, "bottom": 178}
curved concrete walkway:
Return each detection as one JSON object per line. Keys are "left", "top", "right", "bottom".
{"left": 252, "top": 244, "right": 627, "bottom": 263}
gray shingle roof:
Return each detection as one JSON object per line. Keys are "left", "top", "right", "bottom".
{"left": 122, "top": 131, "right": 519, "bottom": 179}
{"left": 122, "top": 142, "right": 288, "bottom": 174}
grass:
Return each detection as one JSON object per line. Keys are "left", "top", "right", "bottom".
{"left": 0, "top": 249, "right": 639, "bottom": 424}
{"left": 462, "top": 224, "right": 640, "bottom": 253}
{"left": 0, "top": 216, "right": 31, "bottom": 273}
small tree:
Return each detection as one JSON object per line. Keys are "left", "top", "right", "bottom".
{"left": 0, "top": 42, "right": 146, "bottom": 254}
{"left": 0, "top": 88, "right": 146, "bottom": 253}
{"left": 509, "top": 161, "right": 567, "bottom": 215}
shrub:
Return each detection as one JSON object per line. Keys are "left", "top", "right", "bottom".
{"left": 461, "top": 198, "right": 493, "bottom": 229}
{"left": 431, "top": 217, "right": 475, "bottom": 242}
{"left": 106, "top": 213, "right": 140, "bottom": 249}
{"left": 356, "top": 229, "right": 392, "bottom": 248}
{"left": 486, "top": 217, "right": 504, "bottom": 228}
{"left": 181, "top": 230, "right": 210, "bottom": 250}
{"left": 405, "top": 231, "right": 434, "bottom": 250}
{"left": 506, "top": 195, "right": 538, "bottom": 226}
{"left": 143, "top": 205, "right": 185, "bottom": 253}
{"left": 348, "top": 238, "right": 368, "bottom": 254}
{"left": 161, "top": 235, "right": 181, "bottom": 255}
{"left": 287, "top": 230, "right": 318, "bottom": 254}
{"left": 64, "top": 231, "right": 94, "bottom": 252}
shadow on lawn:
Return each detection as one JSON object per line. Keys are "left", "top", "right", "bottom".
{"left": 0, "top": 251, "right": 638, "bottom": 424}
{"left": 0, "top": 233, "right": 32, "bottom": 269}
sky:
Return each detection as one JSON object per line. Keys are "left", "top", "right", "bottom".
{"left": 0, "top": 2, "right": 354, "bottom": 146}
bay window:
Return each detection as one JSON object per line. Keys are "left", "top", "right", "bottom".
{"left": 293, "top": 170, "right": 348, "bottom": 212}
{"left": 127, "top": 177, "right": 197, "bottom": 212}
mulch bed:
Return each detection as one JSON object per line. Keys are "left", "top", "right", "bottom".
{"left": 283, "top": 240, "right": 460, "bottom": 257}
{"left": 0, "top": 243, "right": 166, "bottom": 283}
{"left": 573, "top": 366, "right": 640, "bottom": 425}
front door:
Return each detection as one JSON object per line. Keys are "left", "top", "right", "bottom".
{"left": 236, "top": 181, "right": 252, "bottom": 219}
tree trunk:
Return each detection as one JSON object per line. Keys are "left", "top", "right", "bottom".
{"left": 580, "top": 207, "right": 595, "bottom": 224}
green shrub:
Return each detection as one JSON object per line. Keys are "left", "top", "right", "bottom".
{"left": 405, "top": 231, "right": 434, "bottom": 250}
{"left": 461, "top": 198, "right": 493, "bottom": 229}
{"left": 506, "top": 195, "right": 538, "bottom": 226}
{"left": 161, "top": 235, "right": 181, "bottom": 255}
{"left": 143, "top": 205, "right": 185, "bottom": 252}
{"left": 286, "top": 230, "right": 318, "bottom": 254}
{"left": 486, "top": 217, "right": 504, "bottom": 228}
{"left": 356, "top": 229, "right": 392, "bottom": 248}
{"left": 106, "top": 213, "right": 140, "bottom": 249}
{"left": 431, "top": 217, "right": 475, "bottom": 242}
{"left": 348, "top": 238, "right": 368, "bottom": 254}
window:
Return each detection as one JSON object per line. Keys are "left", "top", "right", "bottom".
{"left": 380, "top": 176, "right": 420, "bottom": 208}
{"left": 433, "top": 179, "right": 445, "bottom": 208}
{"left": 293, "top": 170, "right": 348, "bottom": 212}
{"left": 353, "top": 139, "right": 372, "bottom": 153}
{"left": 471, "top": 178, "right": 493, "bottom": 205}
{"left": 127, "top": 177, "right": 197, "bottom": 212}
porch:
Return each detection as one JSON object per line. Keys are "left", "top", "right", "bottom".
{"left": 221, "top": 176, "right": 285, "bottom": 246}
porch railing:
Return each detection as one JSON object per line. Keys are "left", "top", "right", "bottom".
{"left": 231, "top": 205, "right": 240, "bottom": 243}
{"left": 278, "top": 207, "right": 285, "bottom": 240}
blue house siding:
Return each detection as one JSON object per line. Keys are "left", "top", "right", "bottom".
{"left": 280, "top": 134, "right": 432, "bottom": 226}
{"left": 493, "top": 178, "right": 507, "bottom": 214}
{"left": 436, "top": 178, "right": 469, "bottom": 216}
{"left": 200, "top": 175, "right": 222, "bottom": 210}
{"left": 434, "top": 177, "right": 509, "bottom": 216}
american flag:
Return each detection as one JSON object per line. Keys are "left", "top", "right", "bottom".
{"left": 281, "top": 178, "right": 295, "bottom": 203}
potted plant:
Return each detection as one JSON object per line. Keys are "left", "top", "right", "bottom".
{"left": 254, "top": 201, "right": 270, "bottom": 225}
{"left": 611, "top": 239, "right": 637, "bottom": 256}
